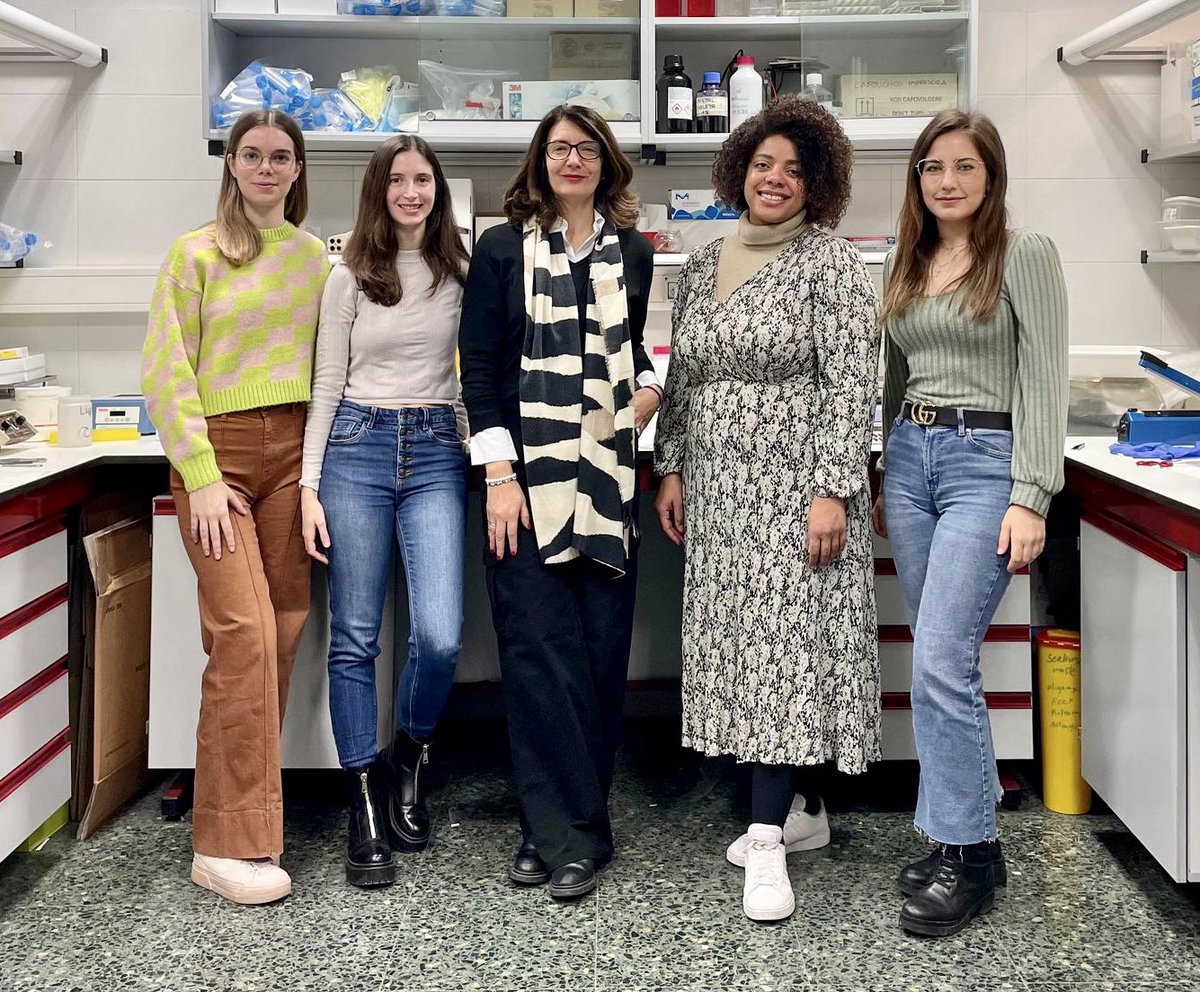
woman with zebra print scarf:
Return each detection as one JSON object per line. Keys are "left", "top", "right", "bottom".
{"left": 459, "top": 106, "right": 663, "bottom": 901}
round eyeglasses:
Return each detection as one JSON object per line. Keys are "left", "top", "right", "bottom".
{"left": 915, "top": 158, "right": 984, "bottom": 180}
{"left": 235, "top": 148, "right": 296, "bottom": 170}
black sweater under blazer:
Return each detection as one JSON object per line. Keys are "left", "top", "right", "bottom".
{"left": 458, "top": 220, "right": 655, "bottom": 466}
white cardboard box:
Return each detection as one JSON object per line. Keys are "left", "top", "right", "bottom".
{"left": 502, "top": 80, "right": 639, "bottom": 121}
{"left": 277, "top": 0, "right": 336, "bottom": 11}
{"left": 548, "top": 33, "right": 634, "bottom": 81}
{"left": 214, "top": 0, "right": 276, "bottom": 11}
{"left": 836, "top": 73, "right": 957, "bottom": 119}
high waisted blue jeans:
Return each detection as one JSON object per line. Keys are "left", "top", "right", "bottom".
{"left": 883, "top": 417, "right": 1014, "bottom": 844}
{"left": 320, "top": 400, "right": 466, "bottom": 768}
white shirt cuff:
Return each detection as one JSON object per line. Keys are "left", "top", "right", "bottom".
{"left": 636, "top": 370, "right": 661, "bottom": 389}
{"left": 470, "top": 427, "right": 519, "bottom": 466}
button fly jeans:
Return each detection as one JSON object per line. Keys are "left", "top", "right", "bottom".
{"left": 882, "top": 417, "right": 1014, "bottom": 844}
{"left": 319, "top": 400, "right": 466, "bottom": 767}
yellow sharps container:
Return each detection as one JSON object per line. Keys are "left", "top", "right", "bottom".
{"left": 1036, "top": 628, "right": 1091, "bottom": 814}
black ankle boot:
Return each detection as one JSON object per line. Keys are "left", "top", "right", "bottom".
{"left": 345, "top": 763, "right": 395, "bottom": 888}
{"left": 381, "top": 728, "right": 431, "bottom": 852}
{"left": 899, "top": 839, "right": 1007, "bottom": 897}
{"left": 899, "top": 843, "right": 997, "bottom": 937}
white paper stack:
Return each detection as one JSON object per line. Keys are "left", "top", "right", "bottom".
{"left": 0, "top": 352, "right": 46, "bottom": 385}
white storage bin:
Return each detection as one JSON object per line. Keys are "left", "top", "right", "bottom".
{"left": 214, "top": 0, "right": 276, "bottom": 11}
{"left": 1162, "top": 196, "right": 1200, "bottom": 222}
{"left": 1159, "top": 220, "right": 1200, "bottom": 252}
{"left": 278, "top": 0, "right": 336, "bottom": 11}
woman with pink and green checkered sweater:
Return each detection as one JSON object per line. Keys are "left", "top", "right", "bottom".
{"left": 141, "top": 109, "right": 328, "bottom": 907}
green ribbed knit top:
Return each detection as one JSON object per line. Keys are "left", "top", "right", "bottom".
{"left": 878, "top": 229, "right": 1069, "bottom": 516}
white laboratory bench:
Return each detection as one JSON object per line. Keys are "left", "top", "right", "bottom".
{"left": 1063, "top": 434, "right": 1200, "bottom": 884}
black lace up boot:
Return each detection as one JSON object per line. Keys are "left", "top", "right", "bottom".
{"left": 899, "top": 839, "right": 1006, "bottom": 897}
{"left": 899, "top": 842, "right": 998, "bottom": 937}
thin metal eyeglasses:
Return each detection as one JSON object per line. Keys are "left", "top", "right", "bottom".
{"left": 546, "top": 140, "right": 602, "bottom": 161}
{"left": 235, "top": 148, "right": 296, "bottom": 169}
{"left": 915, "top": 157, "right": 984, "bottom": 179}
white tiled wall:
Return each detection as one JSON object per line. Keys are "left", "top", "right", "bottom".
{"left": 1, "top": 0, "right": 1198, "bottom": 395}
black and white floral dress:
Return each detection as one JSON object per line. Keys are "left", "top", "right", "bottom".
{"left": 654, "top": 227, "right": 882, "bottom": 772}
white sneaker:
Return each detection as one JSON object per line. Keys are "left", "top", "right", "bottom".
{"left": 191, "top": 853, "right": 292, "bottom": 905}
{"left": 726, "top": 795, "right": 831, "bottom": 867}
{"left": 742, "top": 823, "right": 795, "bottom": 922}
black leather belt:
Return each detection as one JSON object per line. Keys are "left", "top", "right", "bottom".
{"left": 901, "top": 401, "right": 1013, "bottom": 431}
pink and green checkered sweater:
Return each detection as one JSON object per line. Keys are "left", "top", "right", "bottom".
{"left": 141, "top": 222, "right": 329, "bottom": 492}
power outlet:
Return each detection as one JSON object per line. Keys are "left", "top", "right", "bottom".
{"left": 326, "top": 230, "right": 352, "bottom": 255}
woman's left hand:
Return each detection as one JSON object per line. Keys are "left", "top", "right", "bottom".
{"left": 633, "top": 386, "right": 661, "bottom": 433}
{"left": 807, "top": 495, "right": 846, "bottom": 569}
{"left": 997, "top": 505, "right": 1046, "bottom": 573}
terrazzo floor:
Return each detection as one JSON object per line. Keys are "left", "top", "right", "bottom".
{"left": 2, "top": 717, "right": 1199, "bottom": 992}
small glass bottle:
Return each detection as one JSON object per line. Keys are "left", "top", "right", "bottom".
{"left": 656, "top": 54, "right": 694, "bottom": 134}
{"left": 695, "top": 71, "right": 728, "bottom": 133}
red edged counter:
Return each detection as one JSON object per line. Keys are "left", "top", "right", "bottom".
{"left": 1064, "top": 436, "right": 1200, "bottom": 883}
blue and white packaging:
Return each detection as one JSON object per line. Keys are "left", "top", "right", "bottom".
{"left": 667, "top": 189, "right": 739, "bottom": 221}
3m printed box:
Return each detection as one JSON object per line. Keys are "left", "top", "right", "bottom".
{"left": 502, "top": 80, "right": 639, "bottom": 121}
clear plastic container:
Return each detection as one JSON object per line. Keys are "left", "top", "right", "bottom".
{"left": 337, "top": 0, "right": 426, "bottom": 13}
{"left": 1159, "top": 220, "right": 1200, "bottom": 251}
{"left": 1161, "top": 195, "right": 1200, "bottom": 223}
{"left": 715, "top": 0, "right": 749, "bottom": 14}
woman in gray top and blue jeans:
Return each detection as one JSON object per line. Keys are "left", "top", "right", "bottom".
{"left": 873, "top": 111, "right": 1068, "bottom": 938}
{"left": 300, "top": 135, "right": 470, "bottom": 888}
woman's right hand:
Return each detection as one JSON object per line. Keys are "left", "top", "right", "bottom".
{"left": 188, "top": 480, "right": 249, "bottom": 561}
{"left": 655, "top": 472, "right": 685, "bottom": 545}
{"left": 486, "top": 461, "right": 530, "bottom": 559}
{"left": 871, "top": 493, "right": 887, "bottom": 538}
{"left": 300, "top": 486, "right": 331, "bottom": 564}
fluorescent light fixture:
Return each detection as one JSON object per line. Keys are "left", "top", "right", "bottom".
{"left": 1059, "top": 0, "right": 1200, "bottom": 65}
{"left": 0, "top": 0, "right": 106, "bottom": 68}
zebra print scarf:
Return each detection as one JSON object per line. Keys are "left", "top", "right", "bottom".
{"left": 520, "top": 215, "right": 637, "bottom": 575}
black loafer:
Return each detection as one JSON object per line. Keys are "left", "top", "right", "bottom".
{"left": 548, "top": 859, "right": 597, "bottom": 900}
{"left": 508, "top": 841, "right": 550, "bottom": 886}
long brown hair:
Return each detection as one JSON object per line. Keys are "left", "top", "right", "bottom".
{"left": 216, "top": 110, "right": 309, "bottom": 267}
{"left": 504, "top": 105, "right": 639, "bottom": 230}
{"left": 344, "top": 135, "right": 468, "bottom": 307}
{"left": 879, "top": 110, "right": 1009, "bottom": 324}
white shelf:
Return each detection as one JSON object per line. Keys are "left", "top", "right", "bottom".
{"left": 654, "top": 11, "right": 967, "bottom": 42}
{"left": 1142, "top": 143, "right": 1200, "bottom": 163}
{"left": 1142, "top": 249, "right": 1200, "bottom": 263}
{"left": 650, "top": 115, "right": 933, "bottom": 153}
{"left": 209, "top": 119, "right": 643, "bottom": 153}
{"left": 0, "top": 151, "right": 21, "bottom": 165}
{"left": 0, "top": 265, "right": 156, "bottom": 315}
{"left": 212, "top": 12, "right": 639, "bottom": 39}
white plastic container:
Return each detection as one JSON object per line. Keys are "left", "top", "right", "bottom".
{"left": 55, "top": 396, "right": 92, "bottom": 448}
{"left": 1161, "top": 195, "right": 1200, "bottom": 222}
{"left": 729, "top": 55, "right": 764, "bottom": 132}
{"left": 1159, "top": 220, "right": 1200, "bottom": 251}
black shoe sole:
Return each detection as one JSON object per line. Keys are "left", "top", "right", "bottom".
{"left": 548, "top": 875, "right": 597, "bottom": 900}
{"left": 899, "top": 891, "right": 995, "bottom": 937}
{"left": 346, "top": 861, "right": 396, "bottom": 888}
{"left": 899, "top": 863, "right": 1008, "bottom": 898}
{"left": 508, "top": 864, "right": 551, "bottom": 886}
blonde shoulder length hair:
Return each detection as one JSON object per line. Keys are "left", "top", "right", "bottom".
{"left": 215, "top": 110, "right": 310, "bottom": 267}
{"left": 879, "top": 110, "right": 1009, "bottom": 325}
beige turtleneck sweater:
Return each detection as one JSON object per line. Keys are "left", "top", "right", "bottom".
{"left": 715, "top": 208, "right": 809, "bottom": 302}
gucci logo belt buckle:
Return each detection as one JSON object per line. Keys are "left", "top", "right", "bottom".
{"left": 910, "top": 401, "right": 937, "bottom": 426}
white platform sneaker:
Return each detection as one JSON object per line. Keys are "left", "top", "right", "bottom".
{"left": 191, "top": 853, "right": 292, "bottom": 905}
{"left": 741, "top": 823, "right": 795, "bottom": 922}
{"left": 726, "top": 795, "right": 830, "bottom": 867}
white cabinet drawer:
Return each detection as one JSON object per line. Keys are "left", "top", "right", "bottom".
{"left": 0, "top": 598, "right": 68, "bottom": 701}
{"left": 875, "top": 572, "right": 1031, "bottom": 626}
{"left": 0, "top": 524, "right": 67, "bottom": 619}
{"left": 881, "top": 705, "right": 1033, "bottom": 761}
{"left": 0, "top": 738, "right": 70, "bottom": 865}
{"left": 879, "top": 637, "right": 1032, "bottom": 694}
{"left": 0, "top": 665, "right": 68, "bottom": 783}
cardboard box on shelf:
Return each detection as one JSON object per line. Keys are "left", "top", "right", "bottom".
{"left": 503, "top": 80, "right": 639, "bottom": 121}
{"left": 549, "top": 33, "right": 634, "bottom": 80}
{"left": 836, "top": 73, "right": 957, "bottom": 119}
{"left": 76, "top": 516, "right": 154, "bottom": 841}
{"left": 508, "top": 0, "right": 572, "bottom": 14}
{"left": 574, "top": 0, "right": 638, "bottom": 16}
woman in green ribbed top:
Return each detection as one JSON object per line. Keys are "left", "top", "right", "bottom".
{"left": 871, "top": 110, "right": 1067, "bottom": 939}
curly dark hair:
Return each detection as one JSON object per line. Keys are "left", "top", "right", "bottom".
{"left": 712, "top": 96, "right": 854, "bottom": 229}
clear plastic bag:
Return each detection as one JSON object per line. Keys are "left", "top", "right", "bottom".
{"left": 418, "top": 60, "right": 513, "bottom": 119}
{"left": 339, "top": 64, "right": 400, "bottom": 124}
{"left": 299, "top": 88, "right": 374, "bottom": 131}
{"left": 0, "top": 222, "right": 42, "bottom": 264}
{"left": 433, "top": 0, "right": 506, "bottom": 13}
{"left": 212, "top": 60, "right": 316, "bottom": 128}
{"left": 337, "top": 0, "right": 431, "bottom": 13}
{"left": 376, "top": 75, "right": 421, "bottom": 132}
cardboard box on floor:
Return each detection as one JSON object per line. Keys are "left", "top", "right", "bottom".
{"left": 76, "top": 516, "right": 154, "bottom": 840}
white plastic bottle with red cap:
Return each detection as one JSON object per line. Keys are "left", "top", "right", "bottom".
{"left": 729, "top": 54, "right": 764, "bottom": 131}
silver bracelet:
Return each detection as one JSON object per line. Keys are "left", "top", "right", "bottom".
{"left": 484, "top": 472, "right": 518, "bottom": 487}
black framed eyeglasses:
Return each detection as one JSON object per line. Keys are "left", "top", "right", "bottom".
{"left": 546, "top": 140, "right": 602, "bottom": 161}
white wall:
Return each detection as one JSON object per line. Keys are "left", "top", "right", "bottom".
{"left": 0, "top": 0, "right": 1197, "bottom": 397}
